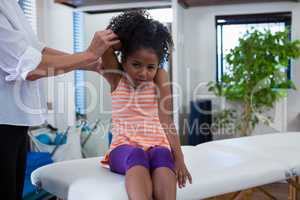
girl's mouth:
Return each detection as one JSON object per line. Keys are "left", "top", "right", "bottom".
{"left": 135, "top": 79, "right": 146, "bottom": 83}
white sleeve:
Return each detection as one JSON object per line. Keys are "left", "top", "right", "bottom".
{"left": 0, "top": 12, "right": 42, "bottom": 81}
{"left": 36, "top": 41, "right": 46, "bottom": 52}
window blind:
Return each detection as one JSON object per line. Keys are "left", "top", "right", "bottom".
{"left": 73, "top": 11, "right": 86, "bottom": 117}
{"left": 19, "top": 0, "right": 37, "bottom": 34}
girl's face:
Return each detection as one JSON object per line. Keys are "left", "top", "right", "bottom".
{"left": 123, "top": 48, "right": 159, "bottom": 86}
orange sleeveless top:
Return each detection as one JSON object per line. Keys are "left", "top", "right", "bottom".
{"left": 101, "top": 76, "right": 171, "bottom": 166}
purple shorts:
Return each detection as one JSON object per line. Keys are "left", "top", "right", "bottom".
{"left": 108, "top": 144, "right": 175, "bottom": 175}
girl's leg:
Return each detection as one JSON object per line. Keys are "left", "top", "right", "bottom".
{"left": 126, "top": 165, "right": 152, "bottom": 200}
{"left": 148, "top": 146, "right": 177, "bottom": 200}
{"left": 152, "top": 167, "right": 177, "bottom": 200}
{"left": 109, "top": 145, "right": 153, "bottom": 200}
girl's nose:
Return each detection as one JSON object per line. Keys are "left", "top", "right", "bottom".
{"left": 138, "top": 68, "right": 147, "bottom": 80}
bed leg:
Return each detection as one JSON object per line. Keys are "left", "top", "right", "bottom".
{"left": 294, "top": 176, "right": 300, "bottom": 200}
{"left": 203, "top": 191, "right": 241, "bottom": 200}
{"left": 227, "top": 189, "right": 252, "bottom": 200}
{"left": 227, "top": 191, "right": 241, "bottom": 200}
{"left": 296, "top": 176, "right": 300, "bottom": 200}
{"left": 288, "top": 178, "right": 295, "bottom": 200}
{"left": 288, "top": 176, "right": 300, "bottom": 200}
{"left": 296, "top": 176, "right": 299, "bottom": 200}
{"left": 255, "top": 187, "right": 277, "bottom": 200}
{"left": 233, "top": 189, "right": 253, "bottom": 200}
{"left": 245, "top": 189, "right": 254, "bottom": 200}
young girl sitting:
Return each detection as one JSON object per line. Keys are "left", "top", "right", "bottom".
{"left": 99, "top": 10, "right": 192, "bottom": 200}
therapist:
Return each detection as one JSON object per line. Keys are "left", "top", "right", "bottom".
{"left": 0, "top": 1, "right": 119, "bottom": 199}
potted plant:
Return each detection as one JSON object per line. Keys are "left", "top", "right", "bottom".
{"left": 208, "top": 29, "right": 300, "bottom": 136}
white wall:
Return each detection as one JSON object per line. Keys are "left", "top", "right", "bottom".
{"left": 172, "top": 0, "right": 187, "bottom": 142}
{"left": 180, "top": 2, "right": 300, "bottom": 134}
{"left": 37, "top": 1, "right": 76, "bottom": 130}
{"left": 83, "top": 12, "right": 118, "bottom": 155}
{"left": 83, "top": 12, "right": 119, "bottom": 123}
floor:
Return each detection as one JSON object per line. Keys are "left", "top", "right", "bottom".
{"left": 206, "top": 182, "right": 299, "bottom": 200}
{"left": 252, "top": 183, "right": 289, "bottom": 200}
{"left": 46, "top": 182, "right": 298, "bottom": 200}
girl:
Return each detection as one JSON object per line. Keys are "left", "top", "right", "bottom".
{"left": 99, "top": 10, "right": 192, "bottom": 200}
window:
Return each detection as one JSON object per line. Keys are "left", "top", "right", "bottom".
{"left": 216, "top": 12, "right": 291, "bottom": 82}
{"left": 18, "top": 0, "right": 37, "bottom": 33}
{"left": 73, "top": 11, "right": 86, "bottom": 118}
{"left": 149, "top": 8, "right": 173, "bottom": 80}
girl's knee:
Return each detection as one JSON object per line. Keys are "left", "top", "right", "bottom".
{"left": 149, "top": 147, "right": 173, "bottom": 161}
{"left": 149, "top": 147, "right": 175, "bottom": 172}
{"left": 126, "top": 147, "right": 149, "bottom": 172}
{"left": 128, "top": 147, "right": 148, "bottom": 160}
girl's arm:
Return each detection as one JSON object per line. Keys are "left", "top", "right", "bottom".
{"left": 154, "top": 69, "right": 183, "bottom": 158}
{"left": 154, "top": 69, "right": 192, "bottom": 188}
{"left": 100, "top": 48, "right": 122, "bottom": 91}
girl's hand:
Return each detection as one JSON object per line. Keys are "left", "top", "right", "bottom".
{"left": 174, "top": 156, "right": 192, "bottom": 188}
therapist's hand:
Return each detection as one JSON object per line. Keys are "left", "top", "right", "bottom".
{"left": 112, "top": 41, "right": 122, "bottom": 51}
{"left": 83, "top": 58, "right": 104, "bottom": 74}
{"left": 87, "top": 29, "right": 120, "bottom": 59}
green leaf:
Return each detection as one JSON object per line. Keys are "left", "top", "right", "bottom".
{"left": 210, "top": 28, "right": 300, "bottom": 134}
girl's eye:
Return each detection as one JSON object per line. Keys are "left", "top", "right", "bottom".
{"left": 132, "top": 63, "right": 140, "bottom": 68}
{"left": 148, "top": 66, "right": 156, "bottom": 70}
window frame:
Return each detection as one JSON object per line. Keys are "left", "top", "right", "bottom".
{"left": 215, "top": 12, "right": 292, "bottom": 82}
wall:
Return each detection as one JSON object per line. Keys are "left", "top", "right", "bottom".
{"left": 83, "top": 12, "right": 118, "bottom": 155}
{"left": 179, "top": 2, "right": 300, "bottom": 136}
{"left": 83, "top": 12, "right": 119, "bottom": 124}
{"left": 37, "top": 1, "right": 76, "bottom": 130}
{"left": 172, "top": 0, "right": 187, "bottom": 142}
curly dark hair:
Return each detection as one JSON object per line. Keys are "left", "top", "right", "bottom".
{"left": 107, "top": 10, "right": 173, "bottom": 66}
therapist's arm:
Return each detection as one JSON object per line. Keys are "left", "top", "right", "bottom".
{"left": 40, "top": 47, "right": 103, "bottom": 73}
{"left": 1, "top": 13, "right": 118, "bottom": 82}
{"left": 26, "top": 52, "right": 96, "bottom": 80}
{"left": 42, "top": 47, "right": 68, "bottom": 56}
{"left": 26, "top": 30, "right": 119, "bottom": 81}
